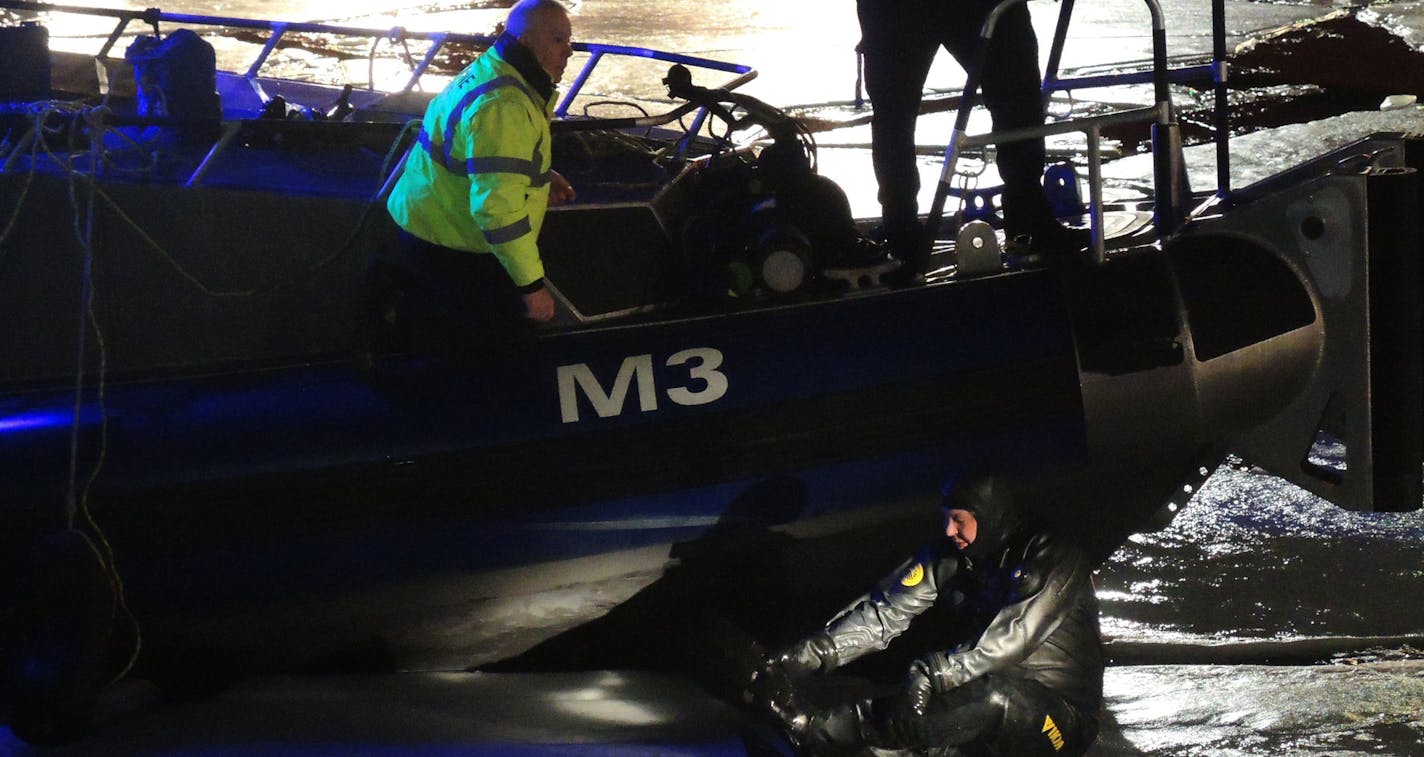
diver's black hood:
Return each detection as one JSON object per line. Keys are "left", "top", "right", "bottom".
{"left": 942, "top": 474, "right": 1022, "bottom": 562}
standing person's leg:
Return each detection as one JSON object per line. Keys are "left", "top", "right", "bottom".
{"left": 857, "top": 0, "right": 939, "bottom": 274}
{"left": 973, "top": 1, "right": 1055, "bottom": 235}
{"left": 942, "top": 0, "right": 1086, "bottom": 253}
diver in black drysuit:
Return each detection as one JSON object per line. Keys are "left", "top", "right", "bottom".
{"left": 757, "top": 476, "right": 1104, "bottom": 756}
{"left": 858, "top": 0, "right": 1087, "bottom": 275}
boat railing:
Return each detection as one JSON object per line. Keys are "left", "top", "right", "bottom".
{"left": 0, "top": 0, "right": 756, "bottom": 193}
{"left": 929, "top": 0, "right": 1219, "bottom": 264}
{"left": 953, "top": 103, "right": 1169, "bottom": 264}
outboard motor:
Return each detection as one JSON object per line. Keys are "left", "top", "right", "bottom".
{"left": 665, "top": 65, "right": 883, "bottom": 299}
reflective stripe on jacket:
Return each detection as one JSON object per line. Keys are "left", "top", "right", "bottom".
{"left": 387, "top": 44, "right": 554, "bottom": 287}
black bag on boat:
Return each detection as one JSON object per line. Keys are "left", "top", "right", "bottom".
{"left": 0, "top": 23, "right": 51, "bottom": 101}
{"left": 124, "top": 28, "right": 221, "bottom": 126}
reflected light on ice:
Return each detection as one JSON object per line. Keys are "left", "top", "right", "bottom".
{"left": 1101, "top": 663, "right": 1424, "bottom": 754}
{"left": 550, "top": 671, "right": 672, "bottom": 727}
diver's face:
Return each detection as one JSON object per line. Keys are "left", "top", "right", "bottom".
{"left": 521, "top": 9, "right": 574, "bottom": 82}
{"left": 944, "top": 508, "right": 978, "bottom": 551}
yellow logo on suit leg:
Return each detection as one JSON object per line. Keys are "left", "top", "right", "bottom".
{"left": 1042, "top": 714, "right": 1065, "bottom": 751}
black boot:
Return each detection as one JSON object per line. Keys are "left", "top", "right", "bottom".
{"left": 1004, "top": 218, "right": 1089, "bottom": 266}
{"left": 1001, "top": 182, "right": 1089, "bottom": 266}
{"left": 876, "top": 203, "right": 930, "bottom": 285}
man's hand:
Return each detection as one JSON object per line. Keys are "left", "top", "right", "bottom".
{"left": 549, "top": 170, "right": 576, "bottom": 206}
{"left": 747, "top": 658, "right": 820, "bottom": 748}
{"left": 897, "top": 664, "right": 935, "bottom": 719}
{"left": 766, "top": 634, "right": 836, "bottom": 679}
{"left": 885, "top": 664, "right": 936, "bottom": 747}
{"left": 748, "top": 635, "right": 831, "bottom": 728}
{"left": 523, "top": 286, "right": 555, "bottom": 322}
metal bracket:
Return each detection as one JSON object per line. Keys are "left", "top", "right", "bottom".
{"left": 1231, "top": 162, "right": 1423, "bottom": 512}
{"left": 955, "top": 220, "right": 1003, "bottom": 276}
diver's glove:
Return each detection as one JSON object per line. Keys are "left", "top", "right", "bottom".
{"left": 749, "top": 634, "right": 834, "bottom": 746}
{"left": 885, "top": 659, "right": 937, "bottom": 747}
{"left": 745, "top": 655, "right": 815, "bottom": 749}
{"left": 899, "top": 660, "right": 936, "bottom": 717}
{"left": 766, "top": 632, "right": 838, "bottom": 678}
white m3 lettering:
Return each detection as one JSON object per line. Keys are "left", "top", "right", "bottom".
{"left": 557, "top": 348, "right": 727, "bottom": 423}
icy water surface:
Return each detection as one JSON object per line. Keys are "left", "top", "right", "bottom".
{"left": 1101, "top": 457, "right": 1424, "bottom": 645}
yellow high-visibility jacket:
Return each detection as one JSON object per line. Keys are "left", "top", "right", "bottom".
{"left": 387, "top": 43, "right": 554, "bottom": 288}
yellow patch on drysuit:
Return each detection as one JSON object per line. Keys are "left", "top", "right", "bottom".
{"left": 900, "top": 563, "right": 925, "bottom": 587}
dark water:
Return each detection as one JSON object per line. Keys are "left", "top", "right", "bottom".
{"left": 1100, "top": 454, "right": 1424, "bottom": 644}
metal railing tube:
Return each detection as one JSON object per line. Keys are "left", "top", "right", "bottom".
{"left": 924, "top": 33, "right": 990, "bottom": 249}
{"left": 397, "top": 30, "right": 448, "bottom": 95}
{"left": 1041, "top": 0, "right": 1077, "bottom": 110}
{"left": 183, "top": 120, "right": 242, "bottom": 188}
{"left": 947, "top": 0, "right": 1182, "bottom": 254}
{"left": 557, "top": 51, "right": 606, "bottom": 118}
{"left": 1212, "top": 0, "right": 1231, "bottom": 198}
{"left": 1086, "top": 125, "right": 1106, "bottom": 264}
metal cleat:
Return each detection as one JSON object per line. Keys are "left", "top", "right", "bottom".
{"left": 955, "top": 220, "right": 1003, "bottom": 276}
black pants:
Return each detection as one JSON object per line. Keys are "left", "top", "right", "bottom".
{"left": 367, "top": 230, "right": 535, "bottom": 364}
{"left": 857, "top": 0, "right": 1055, "bottom": 265}
{"left": 806, "top": 676, "right": 1096, "bottom": 757}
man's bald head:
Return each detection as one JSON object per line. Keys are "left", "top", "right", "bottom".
{"left": 504, "top": 0, "right": 573, "bottom": 82}
{"left": 506, "top": 0, "right": 568, "bottom": 38}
